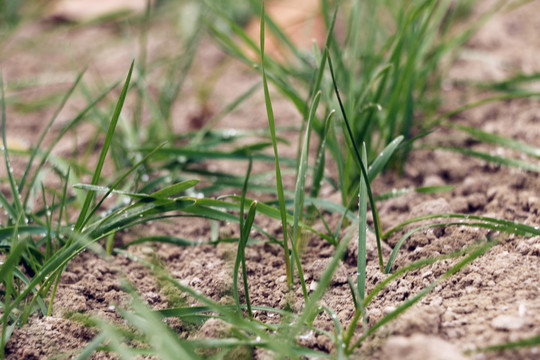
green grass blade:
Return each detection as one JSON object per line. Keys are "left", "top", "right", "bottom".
{"left": 77, "top": 332, "right": 108, "bottom": 360}
{"left": 118, "top": 251, "right": 313, "bottom": 358}
{"left": 0, "top": 190, "right": 16, "bottom": 223}
{"left": 292, "top": 90, "right": 322, "bottom": 301}
{"left": 434, "top": 146, "right": 540, "bottom": 172}
{"left": 350, "top": 240, "right": 497, "bottom": 351}
{"left": 293, "top": 221, "right": 353, "bottom": 335}
{"left": 148, "top": 179, "right": 200, "bottom": 199}
{"left": 145, "top": 146, "right": 295, "bottom": 166}
{"left": 234, "top": 156, "right": 253, "bottom": 316}
{"left": 386, "top": 219, "right": 540, "bottom": 273}
{"left": 327, "top": 53, "right": 386, "bottom": 271}
{"left": 1, "top": 73, "right": 24, "bottom": 222}
{"left": 18, "top": 69, "right": 85, "bottom": 195}
{"left": 22, "top": 81, "right": 118, "bottom": 211}
{"left": 310, "top": 110, "right": 335, "bottom": 200}
{"left": 375, "top": 185, "right": 454, "bottom": 201}
{"left": 74, "top": 61, "right": 134, "bottom": 232}
{"left": 383, "top": 213, "right": 540, "bottom": 239}
{"left": 240, "top": 200, "right": 257, "bottom": 317}
{"left": 118, "top": 294, "right": 201, "bottom": 360}
{"left": 190, "top": 82, "right": 261, "bottom": 146}
{"left": 451, "top": 123, "right": 540, "bottom": 158}
{"left": 427, "top": 92, "right": 540, "bottom": 128}
{"left": 358, "top": 144, "right": 368, "bottom": 300}
{"left": 83, "top": 143, "right": 169, "bottom": 224}
{"left": 367, "top": 135, "right": 404, "bottom": 181}
{"left": 470, "top": 334, "right": 540, "bottom": 353}
{"left": 121, "top": 235, "right": 211, "bottom": 248}
{"left": 385, "top": 223, "right": 440, "bottom": 274}
{"left": 259, "top": 0, "right": 292, "bottom": 286}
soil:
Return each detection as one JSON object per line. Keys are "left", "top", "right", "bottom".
{"left": 2, "top": 1, "right": 540, "bottom": 359}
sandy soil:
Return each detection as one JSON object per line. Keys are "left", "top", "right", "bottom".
{"left": 3, "top": 1, "right": 540, "bottom": 359}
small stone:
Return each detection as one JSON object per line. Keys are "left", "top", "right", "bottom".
{"left": 491, "top": 315, "right": 527, "bottom": 331}
{"left": 383, "top": 334, "right": 466, "bottom": 360}
{"left": 383, "top": 306, "right": 396, "bottom": 315}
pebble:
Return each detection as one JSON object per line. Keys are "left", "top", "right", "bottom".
{"left": 491, "top": 315, "right": 527, "bottom": 331}
{"left": 383, "top": 306, "right": 396, "bottom": 315}
{"left": 383, "top": 334, "right": 466, "bottom": 360}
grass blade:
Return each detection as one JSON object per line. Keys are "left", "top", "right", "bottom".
{"left": 470, "top": 334, "right": 540, "bottom": 353}
{"left": 435, "top": 145, "right": 540, "bottom": 172}
{"left": 451, "top": 123, "right": 540, "bottom": 158}
{"left": 259, "top": 0, "right": 292, "bottom": 286}
{"left": 328, "top": 53, "right": 386, "bottom": 271}
{"left": 357, "top": 144, "right": 368, "bottom": 300}
{"left": 18, "top": 69, "right": 85, "bottom": 196}
{"left": 367, "top": 135, "right": 404, "bottom": 182}
{"left": 234, "top": 155, "right": 254, "bottom": 317}
{"left": 22, "top": 81, "right": 119, "bottom": 211}
{"left": 383, "top": 213, "right": 540, "bottom": 239}
{"left": 1, "top": 73, "right": 24, "bottom": 222}
{"left": 291, "top": 90, "right": 322, "bottom": 301}
{"left": 350, "top": 239, "right": 497, "bottom": 352}
{"left": 74, "top": 61, "right": 134, "bottom": 232}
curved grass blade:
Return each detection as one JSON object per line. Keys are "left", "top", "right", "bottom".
{"left": 82, "top": 142, "right": 170, "bottom": 222}
{"left": 118, "top": 250, "right": 326, "bottom": 358}
{"left": 234, "top": 154, "right": 253, "bottom": 316}
{"left": 367, "top": 135, "right": 404, "bottom": 182}
{"left": 292, "top": 221, "right": 353, "bottom": 337}
{"left": 375, "top": 185, "right": 454, "bottom": 201}
{"left": 383, "top": 213, "right": 540, "bottom": 239}
{"left": 427, "top": 91, "right": 540, "bottom": 128}
{"left": 145, "top": 146, "right": 295, "bottom": 166}
{"left": 86, "top": 198, "right": 196, "bottom": 240}
{"left": 240, "top": 200, "right": 257, "bottom": 317}
{"left": 385, "top": 219, "right": 540, "bottom": 274}
{"left": 385, "top": 223, "right": 444, "bottom": 274}
{"left": 121, "top": 235, "right": 212, "bottom": 249}
{"left": 451, "top": 123, "right": 540, "bottom": 158}
{"left": 310, "top": 110, "right": 335, "bottom": 200}
{"left": 349, "top": 240, "right": 497, "bottom": 352}
{"left": 435, "top": 146, "right": 540, "bottom": 172}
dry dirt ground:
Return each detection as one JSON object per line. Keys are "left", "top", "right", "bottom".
{"left": 2, "top": 1, "right": 540, "bottom": 359}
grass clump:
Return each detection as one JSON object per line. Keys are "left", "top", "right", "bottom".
{"left": 2, "top": 0, "right": 540, "bottom": 359}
